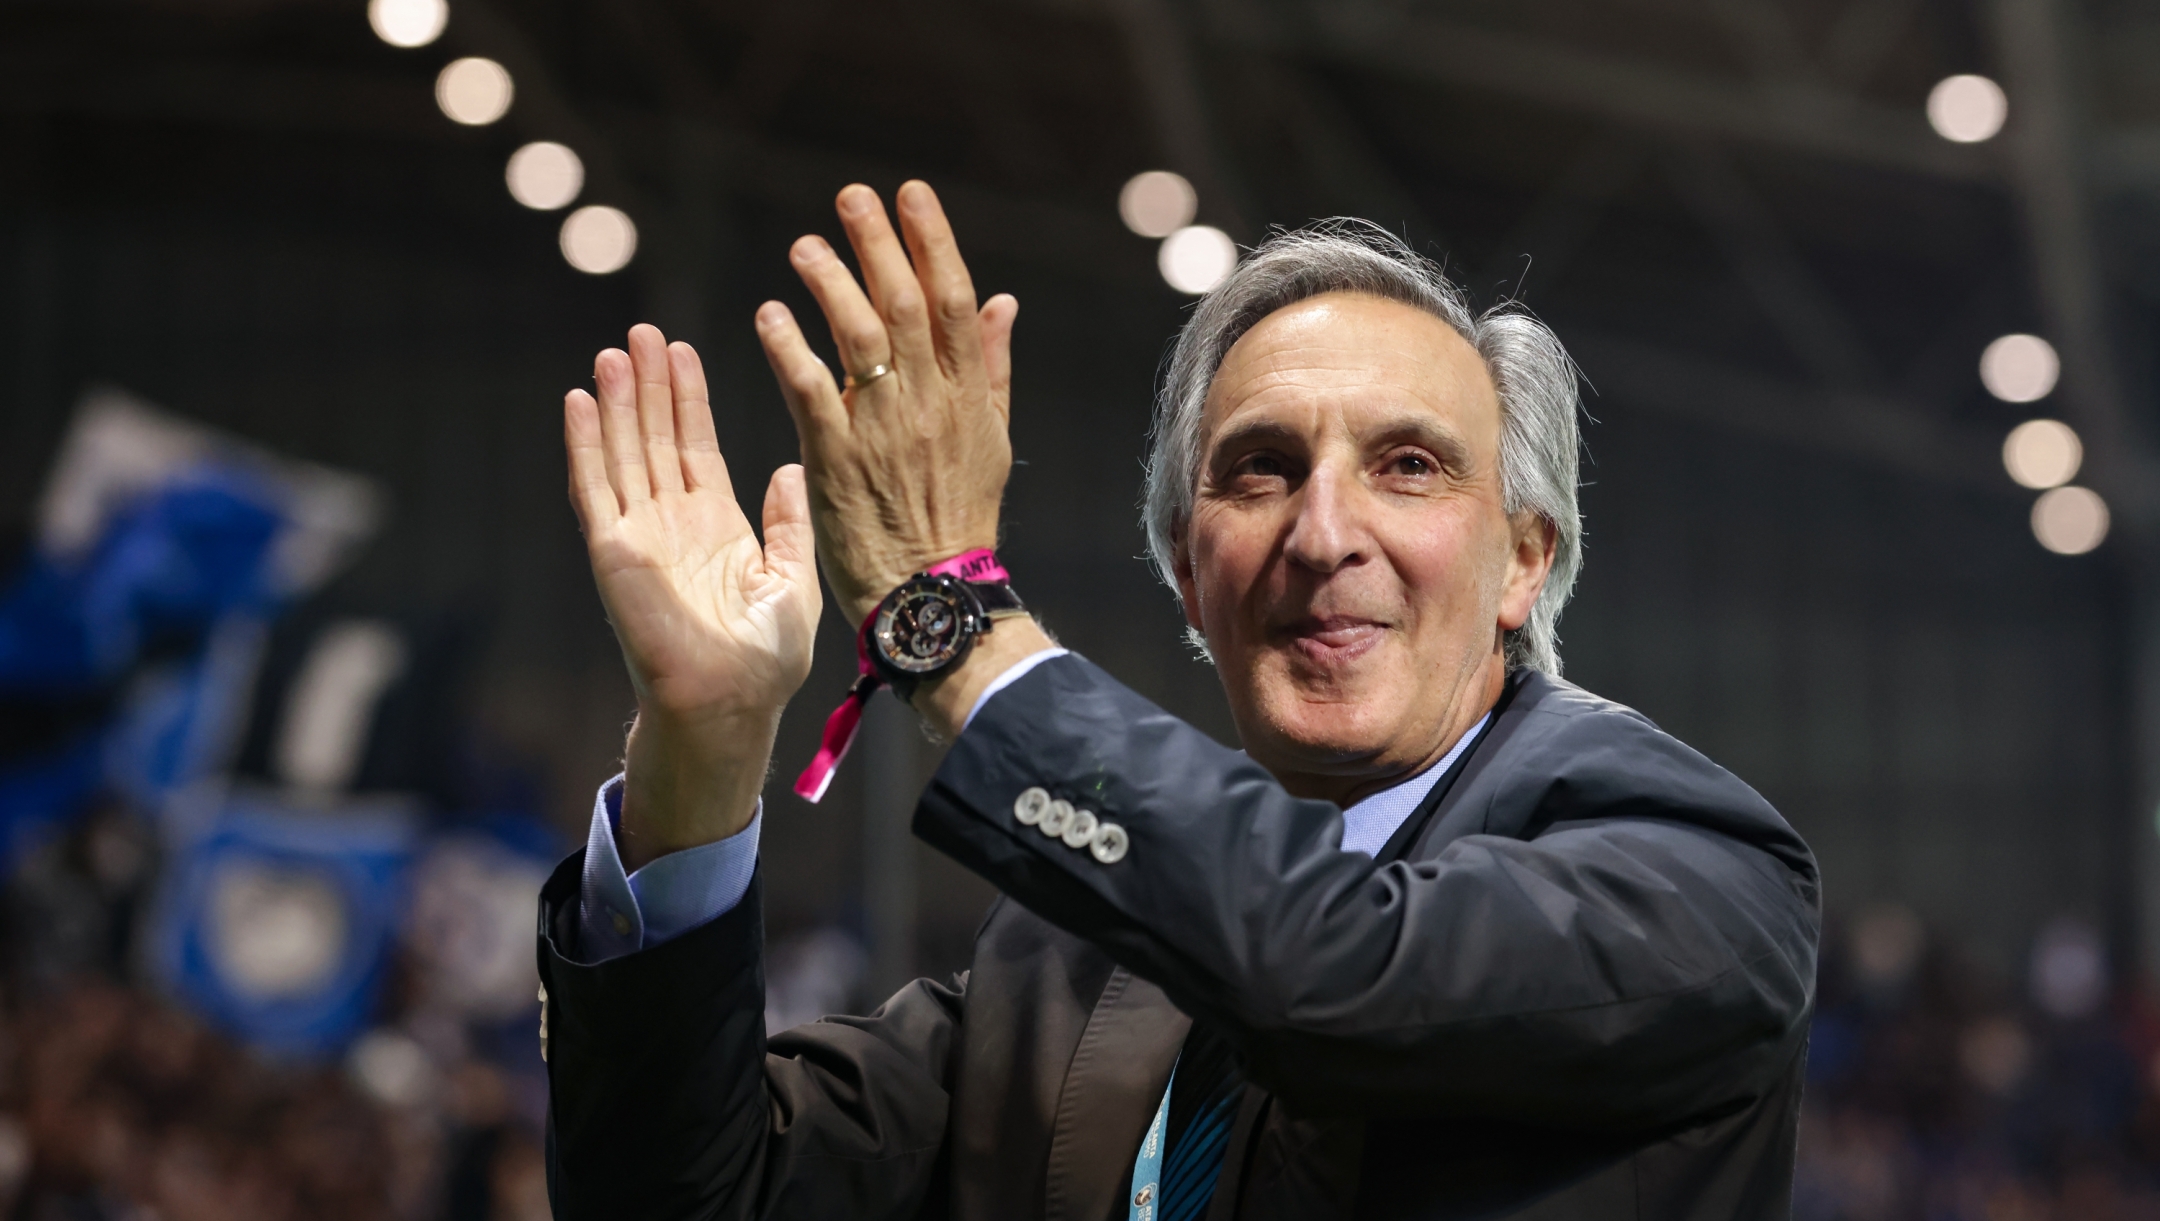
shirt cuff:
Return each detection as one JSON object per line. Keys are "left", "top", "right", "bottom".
{"left": 577, "top": 774, "right": 761, "bottom": 962}
{"left": 964, "top": 647, "right": 1069, "bottom": 731}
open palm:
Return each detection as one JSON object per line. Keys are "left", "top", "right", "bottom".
{"left": 566, "top": 325, "right": 821, "bottom": 737}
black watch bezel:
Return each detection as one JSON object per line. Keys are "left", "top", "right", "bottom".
{"left": 868, "top": 572, "right": 990, "bottom": 699}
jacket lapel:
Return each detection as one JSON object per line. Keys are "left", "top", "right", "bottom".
{"left": 1394, "top": 669, "right": 1537, "bottom": 859}
{"left": 1044, "top": 966, "right": 1190, "bottom": 1221}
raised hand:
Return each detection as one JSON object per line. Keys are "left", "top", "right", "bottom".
{"left": 565, "top": 324, "right": 821, "bottom": 867}
{"left": 754, "top": 181, "right": 1019, "bottom": 626}
{"left": 754, "top": 180, "right": 1057, "bottom": 740}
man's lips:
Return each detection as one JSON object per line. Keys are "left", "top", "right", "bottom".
{"left": 1275, "top": 616, "right": 1389, "bottom": 661}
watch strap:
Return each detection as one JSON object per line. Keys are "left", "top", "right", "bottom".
{"left": 973, "top": 580, "right": 1026, "bottom": 616}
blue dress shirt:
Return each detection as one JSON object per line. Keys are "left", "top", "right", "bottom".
{"left": 573, "top": 650, "right": 1484, "bottom": 961}
{"left": 1335, "top": 712, "right": 1488, "bottom": 856}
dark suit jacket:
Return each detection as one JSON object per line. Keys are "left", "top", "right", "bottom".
{"left": 539, "top": 658, "right": 1821, "bottom": 1220}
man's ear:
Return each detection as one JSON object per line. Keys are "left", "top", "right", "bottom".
{"left": 1171, "top": 534, "right": 1205, "bottom": 633}
{"left": 1497, "top": 511, "right": 1556, "bottom": 632}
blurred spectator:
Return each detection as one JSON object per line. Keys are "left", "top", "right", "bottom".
{"left": 0, "top": 920, "right": 549, "bottom": 1220}
{"left": 1798, "top": 907, "right": 2160, "bottom": 1220}
{"left": 0, "top": 711, "right": 553, "bottom": 1221}
{"left": 10, "top": 981, "right": 398, "bottom": 1220}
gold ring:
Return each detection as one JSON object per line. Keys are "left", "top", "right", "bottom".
{"left": 844, "top": 363, "right": 894, "bottom": 389}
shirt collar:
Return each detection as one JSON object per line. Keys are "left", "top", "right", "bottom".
{"left": 1337, "top": 712, "right": 1491, "bottom": 856}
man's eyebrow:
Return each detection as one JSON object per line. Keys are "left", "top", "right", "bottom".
{"left": 1204, "top": 411, "right": 1478, "bottom": 467}
{"left": 1205, "top": 418, "right": 1302, "bottom": 457}
{"left": 1367, "top": 414, "right": 1473, "bottom": 465}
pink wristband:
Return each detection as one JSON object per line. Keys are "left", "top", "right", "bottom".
{"left": 792, "top": 549, "right": 1011, "bottom": 803}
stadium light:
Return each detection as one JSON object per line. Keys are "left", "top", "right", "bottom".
{"left": 561, "top": 206, "right": 638, "bottom": 274}
{"left": 1158, "top": 225, "right": 1236, "bottom": 294}
{"left": 1120, "top": 171, "right": 1198, "bottom": 239}
{"left": 2031, "top": 486, "right": 2108, "bottom": 555}
{"left": 1980, "top": 334, "right": 2059, "bottom": 403}
{"left": 1927, "top": 75, "right": 2007, "bottom": 143}
{"left": 506, "top": 142, "right": 583, "bottom": 211}
{"left": 436, "top": 57, "right": 513, "bottom": 126}
{"left": 368, "top": 0, "right": 447, "bottom": 48}
{"left": 2002, "top": 419, "right": 2082, "bottom": 490}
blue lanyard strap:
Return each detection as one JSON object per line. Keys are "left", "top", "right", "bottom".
{"left": 1128, "top": 1061, "right": 1177, "bottom": 1221}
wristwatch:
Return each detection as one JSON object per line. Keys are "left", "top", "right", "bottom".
{"left": 867, "top": 571, "right": 1028, "bottom": 703}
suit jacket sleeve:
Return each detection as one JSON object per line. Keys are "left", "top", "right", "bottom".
{"left": 912, "top": 654, "right": 1819, "bottom": 1132}
{"left": 539, "top": 854, "right": 962, "bottom": 1220}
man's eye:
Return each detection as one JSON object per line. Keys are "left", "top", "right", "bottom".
{"left": 1387, "top": 453, "right": 1435, "bottom": 476}
{"left": 1241, "top": 454, "right": 1287, "bottom": 479}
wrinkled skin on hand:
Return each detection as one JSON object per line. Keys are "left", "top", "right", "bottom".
{"left": 754, "top": 180, "right": 1019, "bottom": 627}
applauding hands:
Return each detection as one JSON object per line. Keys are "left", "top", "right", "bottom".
{"left": 564, "top": 326, "right": 821, "bottom": 868}
{"left": 566, "top": 181, "right": 1054, "bottom": 861}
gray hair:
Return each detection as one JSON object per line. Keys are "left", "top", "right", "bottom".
{"left": 1140, "top": 219, "right": 1584, "bottom": 675}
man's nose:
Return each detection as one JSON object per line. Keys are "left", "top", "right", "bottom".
{"left": 1282, "top": 464, "right": 1368, "bottom": 574}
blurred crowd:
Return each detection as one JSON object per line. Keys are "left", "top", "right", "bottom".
{"left": 0, "top": 394, "right": 557, "bottom": 1221}
{"left": 0, "top": 794, "right": 872, "bottom": 1221}
{"left": 1798, "top": 906, "right": 2160, "bottom": 1220}
{"left": 0, "top": 804, "right": 549, "bottom": 1221}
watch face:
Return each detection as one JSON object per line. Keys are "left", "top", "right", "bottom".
{"left": 873, "top": 576, "right": 980, "bottom": 675}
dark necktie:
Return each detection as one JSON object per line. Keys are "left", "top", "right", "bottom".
{"left": 1159, "top": 1020, "right": 1246, "bottom": 1221}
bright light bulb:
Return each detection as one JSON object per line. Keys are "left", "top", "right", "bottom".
{"left": 1927, "top": 74, "right": 2007, "bottom": 143}
{"left": 1158, "top": 225, "right": 1236, "bottom": 294}
{"left": 1119, "top": 171, "right": 1198, "bottom": 239}
{"left": 436, "top": 57, "right": 512, "bottom": 126}
{"left": 368, "top": 0, "right": 447, "bottom": 48}
{"left": 2031, "top": 486, "right": 2108, "bottom": 555}
{"left": 561, "top": 206, "right": 637, "bottom": 274}
{"left": 1980, "top": 334, "right": 2059, "bottom": 403}
{"left": 2002, "top": 419, "right": 2082, "bottom": 489}
{"left": 506, "top": 142, "right": 583, "bottom": 211}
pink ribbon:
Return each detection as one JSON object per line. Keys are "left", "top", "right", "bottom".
{"left": 792, "top": 548, "right": 1011, "bottom": 803}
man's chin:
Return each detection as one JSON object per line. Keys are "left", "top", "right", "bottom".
{"left": 1243, "top": 689, "right": 1402, "bottom": 768}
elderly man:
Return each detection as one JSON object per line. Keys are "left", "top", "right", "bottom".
{"left": 539, "top": 182, "right": 1820, "bottom": 1220}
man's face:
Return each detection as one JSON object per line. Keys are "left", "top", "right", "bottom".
{"left": 1175, "top": 292, "right": 1554, "bottom": 797}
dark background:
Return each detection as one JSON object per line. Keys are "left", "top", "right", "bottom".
{"left": 2, "top": 0, "right": 2159, "bottom": 1213}
{"left": 5, "top": 0, "right": 2150, "bottom": 982}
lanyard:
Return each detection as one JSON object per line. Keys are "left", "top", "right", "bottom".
{"left": 1129, "top": 1061, "right": 1177, "bottom": 1221}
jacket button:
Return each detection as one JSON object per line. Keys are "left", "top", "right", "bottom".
{"left": 1090, "top": 823, "right": 1129, "bottom": 864}
{"left": 1014, "top": 787, "right": 1051, "bottom": 825}
{"left": 1040, "top": 800, "right": 1073, "bottom": 838}
{"left": 1062, "top": 808, "right": 1099, "bottom": 849}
